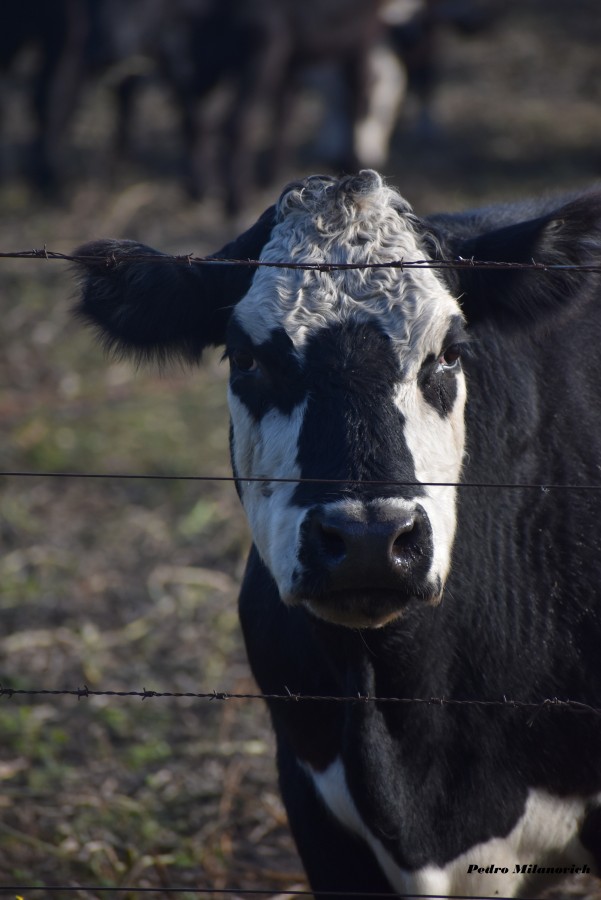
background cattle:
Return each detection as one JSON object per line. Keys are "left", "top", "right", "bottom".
{"left": 0, "top": 0, "right": 494, "bottom": 211}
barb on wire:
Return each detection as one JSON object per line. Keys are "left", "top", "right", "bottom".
{"left": 1, "top": 247, "right": 601, "bottom": 273}
{"left": 1, "top": 684, "right": 599, "bottom": 716}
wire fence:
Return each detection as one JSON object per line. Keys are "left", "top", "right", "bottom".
{"left": 3, "top": 470, "right": 601, "bottom": 492}
{"left": 0, "top": 888, "right": 545, "bottom": 898}
{"left": 2, "top": 247, "right": 601, "bottom": 273}
{"left": 1, "top": 686, "right": 600, "bottom": 723}
{"left": 3, "top": 247, "right": 601, "bottom": 898}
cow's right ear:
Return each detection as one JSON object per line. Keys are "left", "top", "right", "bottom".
{"left": 440, "top": 193, "right": 601, "bottom": 330}
{"left": 73, "top": 205, "right": 276, "bottom": 363}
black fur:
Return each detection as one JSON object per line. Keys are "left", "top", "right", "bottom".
{"left": 227, "top": 323, "right": 304, "bottom": 418}
{"left": 427, "top": 191, "right": 601, "bottom": 328}
{"left": 290, "top": 319, "right": 425, "bottom": 505}
{"left": 72, "top": 205, "right": 276, "bottom": 362}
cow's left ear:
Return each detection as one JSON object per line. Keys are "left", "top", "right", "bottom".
{"left": 73, "top": 205, "right": 276, "bottom": 362}
{"left": 442, "top": 193, "right": 601, "bottom": 329}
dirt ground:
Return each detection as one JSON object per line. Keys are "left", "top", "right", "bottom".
{"left": 1, "top": 1, "right": 601, "bottom": 896}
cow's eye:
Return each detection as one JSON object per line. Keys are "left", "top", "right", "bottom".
{"left": 439, "top": 345, "right": 462, "bottom": 369}
{"left": 230, "top": 350, "right": 257, "bottom": 373}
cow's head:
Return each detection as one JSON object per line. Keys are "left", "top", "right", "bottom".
{"left": 225, "top": 172, "right": 467, "bottom": 627}
{"left": 74, "top": 171, "right": 601, "bottom": 627}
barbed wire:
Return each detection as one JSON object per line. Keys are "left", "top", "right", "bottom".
{"left": 2, "top": 247, "right": 601, "bottom": 273}
{"left": 1, "top": 685, "right": 599, "bottom": 720}
{"left": 2, "top": 469, "right": 601, "bottom": 492}
{"left": 0, "top": 888, "right": 545, "bottom": 899}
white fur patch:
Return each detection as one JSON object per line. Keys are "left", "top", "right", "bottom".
{"left": 307, "top": 757, "right": 596, "bottom": 898}
{"left": 396, "top": 373, "right": 467, "bottom": 593}
{"left": 229, "top": 390, "right": 308, "bottom": 601}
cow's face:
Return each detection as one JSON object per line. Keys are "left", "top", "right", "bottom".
{"left": 227, "top": 172, "right": 467, "bottom": 628}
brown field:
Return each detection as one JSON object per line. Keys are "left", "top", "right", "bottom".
{"left": 1, "top": 1, "right": 600, "bottom": 896}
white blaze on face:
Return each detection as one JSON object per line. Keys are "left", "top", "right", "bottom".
{"left": 396, "top": 371, "right": 467, "bottom": 597}
{"left": 227, "top": 171, "right": 468, "bottom": 609}
{"left": 228, "top": 390, "right": 308, "bottom": 601}
{"left": 387, "top": 259, "right": 468, "bottom": 598}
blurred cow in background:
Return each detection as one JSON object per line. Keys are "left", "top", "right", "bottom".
{"left": 157, "top": 0, "right": 496, "bottom": 215}
{"left": 0, "top": 0, "right": 495, "bottom": 211}
{"left": 0, "top": 0, "right": 385, "bottom": 210}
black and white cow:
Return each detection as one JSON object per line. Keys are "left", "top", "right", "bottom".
{"left": 74, "top": 171, "right": 601, "bottom": 898}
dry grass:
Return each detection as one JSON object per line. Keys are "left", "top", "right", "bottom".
{"left": 1, "top": 1, "right": 600, "bottom": 895}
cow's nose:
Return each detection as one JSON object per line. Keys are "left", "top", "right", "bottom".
{"left": 309, "top": 503, "right": 426, "bottom": 588}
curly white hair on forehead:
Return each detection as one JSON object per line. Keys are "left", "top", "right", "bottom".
{"left": 277, "top": 170, "right": 414, "bottom": 230}
{"left": 236, "top": 170, "right": 460, "bottom": 361}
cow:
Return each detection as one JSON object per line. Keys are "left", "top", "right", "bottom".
{"left": 73, "top": 170, "right": 601, "bottom": 899}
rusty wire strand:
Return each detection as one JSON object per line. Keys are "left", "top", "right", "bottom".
{"left": 1, "top": 685, "right": 599, "bottom": 720}
{"left": 0, "top": 888, "right": 551, "bottom": 898}
{"left": 1, "top": 247, "right": 601, "bottom": 272}
{"left": 1, "top": 469, "right": 601, "bottom": 492}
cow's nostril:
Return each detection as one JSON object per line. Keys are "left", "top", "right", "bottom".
{"left": 391, "top": 517, "right": 420, "bottom": 560}
{"left": 319, "top": 524, "right": 347, "bottom": 563}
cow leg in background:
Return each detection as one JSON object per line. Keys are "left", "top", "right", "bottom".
{"left": 113, "top": 72, "right": 147, "bottom": 161}
{"left": 277, "top": 743, "right": 394, "bottom": 899}
{"left": 178, "top": 93, "right": 210, "bottom": 202}
{"left": 161, "top": 47, "right": 220, "bottom": 203}
{"left": 339, "top": 50, "right": 374, "bottom": 173}
{"left": 256, "top": 64, "right": 298, "bottom": 191}
{"left": 221, "top": 16, "right": 290, "bottom": 218}
{"left": 31, "top": 0, "right": 87, "bottom": 190}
